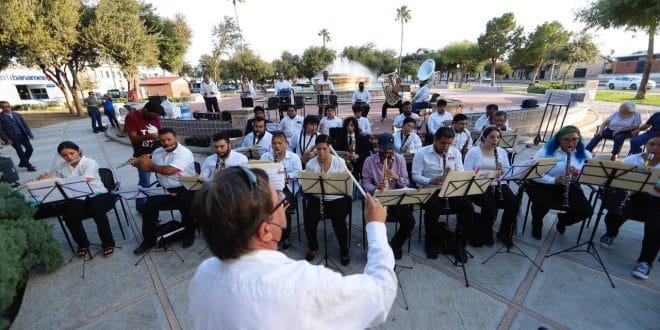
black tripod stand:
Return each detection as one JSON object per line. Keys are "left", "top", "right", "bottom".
{"left": 135, "top": 223, "right": 185, "bottom": 266}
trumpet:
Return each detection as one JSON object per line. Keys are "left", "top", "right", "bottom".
{"left": 561, "top": 147, "right": 573, "bottom": 209}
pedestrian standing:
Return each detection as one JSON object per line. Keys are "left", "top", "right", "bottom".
{"left": 84, "top": 91, "right": 105, "bottom": 133}
{"left": 0, "top": 101, "right": 36, "bottom": 171}
{"left": 102, "top": 94, "right": 120, "bottom": 129}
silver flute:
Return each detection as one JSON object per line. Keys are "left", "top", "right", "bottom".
{"left": 561, "top": 147, "right": 573, "bottom": 209}
{"left": 617, "top": 153, "right": 654, "bottom": 215}
{"left": 494, "top": 148, "right": 504, "bottom": 201}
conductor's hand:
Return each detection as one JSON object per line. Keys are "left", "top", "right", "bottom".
{"left": 364, "top": 195, "right": 386, "bottom": 224}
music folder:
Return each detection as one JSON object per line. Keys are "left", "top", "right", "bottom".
{"left": 179, "top": 176, "right": 205, "bottom": 191}
{"left": 117, "top": 186, "right": 169, "bottom": 200}
{"left": 501, "top": 158, "right": 558, "bottom": 181}
{"left": 314, "top": 84, "right": 330, "bottom": 92}
{"left": 578, "top": 159, "right": 660, "bottom": 196}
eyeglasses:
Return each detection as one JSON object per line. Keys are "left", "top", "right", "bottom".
{"left": 271, "top": 190, "right": 290, "bottom": 214}
{"left": 238, "top": 166, "right": 258, "bottom": 191}
{"left": 560, "top": 138, "right": 580, "bottom": 143}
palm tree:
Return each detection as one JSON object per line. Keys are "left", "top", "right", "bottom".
{"left": 318, "top": 28, "right": 331, "bottom": 48}
{"left": 395, "top": 5, "right": 411, "bottom": 73}
{"left": 228, "top": 0, "right": 245, "bottom": 48}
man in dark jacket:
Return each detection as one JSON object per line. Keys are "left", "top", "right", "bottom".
{"left": 0, "top": 101, "right": 36, "bottom": 171}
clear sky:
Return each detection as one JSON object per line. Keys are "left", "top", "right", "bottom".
{"left": 151, "top": 0, "right": 659, "bottom": 64}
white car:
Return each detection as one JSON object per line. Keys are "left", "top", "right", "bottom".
{"left": 607, "top": 76, "right": 656, "bottom": 90}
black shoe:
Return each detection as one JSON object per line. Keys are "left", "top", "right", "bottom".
{"left": 531, "top": 222, "right": 542, "bottom": 240}
{"left": 469, "top": 236, "right": 484, "bottom": 248}
{"left": 26, "top": 165, "right": 37, "bottom": 172}
{"left": 182, "top": 234, "right": 195, "bottom": 249}
{"left": 425, "top": 242, "right": 439, "bottom": 259}
{"left": 484, "top": 233, "right": 495, "bottom": 247}
{"left": 280, "top": 239, "right": 292, "bottom": 250}
{"left": 305, "top": 249, "right": 317, "bottom": 262}
{"left": 340, "top": 248, "right": 350, "bottom": 266}
{"left": 391, "top": 246, "right": 403, "bottom": 260}
{"left": 93, "top": 130, "right": 100, "bottom": 133}
{"left": 555, "top": 215, "right": 566, "bottom": 235}
{"left": 496, "top": 231, "right": 513, "bottom": 248}
{"left": 133, "top": 241, "right": 155, "bottom": 255}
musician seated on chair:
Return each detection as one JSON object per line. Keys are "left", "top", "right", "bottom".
{"left": 279, "top": 105, "right": 303, "bottom": 142}
{"left": 629, "top": 110, "right": 660, "bottom": 154}
{"left": 394, "top": 117, "right": 422, "bottom": 154}
{"left": 491, "top": 111, "right": 514, "bottom": 132}
{"left": 333, "top": 117, "right": 371, "bottom": 180}
{"left": 261, "top": 132, "right": 303, "bottom": 250}
{"left": 427, "top": 99, "right": 454, "bottom": 136}
{"left": 319, "top": 105, "right": 342, "bottom": 135}
{"left": 528, "top": 125, "right": 593, "bottom": 241}
{"left": 244, "top": 106, "right": 274, "bottom": 136}
{"left": 187, "top": 167, "right": 395, "bottom": 329}
{"left": 600, "top": 136, "right": 660, "bottom": 280}
{"left": 393, "top": 101, "right": 421, "bottom": 132}
{"left": 585, "top": 101, "right": 642, "bottom": 161}
{"left": 381, "top": 77, "right": 404, "bottom": 121}
{"left": 239, "top": 75, "right": 255, "bottom": 108}
{"left": 42, "top": 141, "right": 116, "bottom": 259}
{"left": 290, "top": 115, "right": 319, "bottom": 167}
{"left": 352, "top": 106, "right": 371, "bottom": 135}
{"left": 303, "top": 134, "right": 353, "bottom": 266}
{"left": 412, "top": 127, "right": 474, "bottom": 260}
{"left": 474, "top": 104, "right": 508, "bottom": 132}
{"left": 201, "top": 133, "right": 248, "bottom": 181}
{"left": 464, "top": 127, "right": 518, "bottom": 248}
{"left": 242, "top": 117, "right": 273, "bottom": 158}
{"left": 132, "top": 128, "right": 197, "bottom": 254}
{"left": 411, "top": 80, "right": 430, "bottom": 114}
{"left": 351, "top": 81, "right": 372, "bottom": 116}
{"left": 451, "top": 114, "right": 472, "bottom": 158}
{"left": 362, "top": 133, "right": 415, "bottom": 260}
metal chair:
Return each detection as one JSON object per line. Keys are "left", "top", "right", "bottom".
{"left": 98, "top": 168, "right": 130, "bottom": 234}
{"left": 294, "top": 95, "right": 306, "bottom": 117}
{"left": 265, "top": 97, "right": 280, "bottom": 120}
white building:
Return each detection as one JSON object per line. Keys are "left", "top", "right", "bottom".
{"left": 0, "top": 65, "right": 66, "bottom": 104}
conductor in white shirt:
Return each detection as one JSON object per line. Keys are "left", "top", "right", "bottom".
{"left": 188, "top": 167, "right": 396, "bottom": 329}
{"left": 201, "top": 74, "right": 220, "bottom": 113}
{"left": 200, "top": 133, "right": 248, "bottom": 181}
{"left": 352, "top": 81, "right": 372, "bottom": 116}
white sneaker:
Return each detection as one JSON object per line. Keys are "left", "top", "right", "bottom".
{"left": 599, "top": 234, "right": 614, "bottom": 249}
{"left": 632, "top": 262, "right": 651, "bottom": 280}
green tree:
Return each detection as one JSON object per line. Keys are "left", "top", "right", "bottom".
{"left": 550, "top": 32, "right": 600, "bottom": 88}
{"left": 477, "top": 12, "right": 523, "bottom": 86}
{"left": 577, "top": 0, "right": 660, "bottom": 99}
{"left": 212, "top": 16, "right": 243, "bottom": 58}
{"left": 299, "top": 46, "right": 336, "bottom": 81}
{"left": 228, "top": 0, "right": 245, "bottom": 48}
{"left": 440, "top": 40, "right": 485, "bottom": 87}
{"left": 484, "top": 62, "right": 513, "bottom": 82}
{"left": 198, "top": 54, "right": 222, "bottom": 83}
{"left": 272, "top": 51, "right": 301, "bottom": 80}
{"left": 318, "top": 28, "right": 331, "bottom": 48}
{"left": 395, "top": 5, "right": 412, "bottom": 74}
{"left": 341, "top": 43, "right": 398, "bottom": 76}
{"left": 157, "top": 14, "right": 192, "bottom": 74}
{"left": 179, "top": 62, "right": 194, "bottom": 78}
{"left": 225, "top": 47, "right": 274, "bottom": 83}
{"left": 90, "top": 0, "right": 159, "bottom": 99}
{"left": 510, "top": 21, "right": 571, "bottom": 84}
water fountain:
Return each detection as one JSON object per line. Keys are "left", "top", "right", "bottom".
{"left": 314, "top": 58, "right": 376, "bottom": 90}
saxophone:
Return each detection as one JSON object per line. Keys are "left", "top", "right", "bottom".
{"left": 380, "top": 156, "right": 390, "bottom": 192}
{"left": 382, "top": 72, "right": 402, "bottom": 106}
{"left": 617, "top": 153, "right": 654, "bottom": 215}
{"left": 561, "top": 147, "right": 573, "bottom": 209}
{"left": 400, "top": 132, "right": 413, "bottom": 154}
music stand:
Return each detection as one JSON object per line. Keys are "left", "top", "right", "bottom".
{"left": 119, "top": 187, "right": 186, "bottom": 265}
{"left": 235, "top": 146, "right": 262, "bottom": 160}
{"left": 437, "top": 170, "right": 496, "bottom": 287}
{"left": 374, "top": 187, "right": 436, "bottom": 310}
{"left": 481, "top": 160, "right": 558, "bottom": 271}
{"left": 298, "top": 171, "right": 353, "bottom": 274}
{"left": 544, "top": 159, "right": 656, "bottom": 288}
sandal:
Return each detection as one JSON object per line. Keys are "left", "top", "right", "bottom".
{"left": 76, "top": 248, "right": 89, "bottom": 259}
{"left": 103, "top": 247, "right": 115, "bottom": 258}
{"left": 305, "top": 249, "right": 317, "bottom": 262}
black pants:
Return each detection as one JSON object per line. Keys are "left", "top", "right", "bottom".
{"left": 423, "top": 194, "right": 474, "bottom": 246}
{"left": 204, "top": 97, "right": 220, "bottom": 112}
{"left": 381, "top": 100, "right": 403, "bottom": 119}
{"left": 62, "top": 194, "right": 116, "bottom": 249}
{"left": 240, "top": 97, "right": 254, "bottom": 108}
{"left": 303, "top": 196, "right": 350, "bottom": 252}
{"left": 141, "top": 187, "right": 194, "bottom": 244}
{"left": 470, "top": 185, "right": 518, "bottom": 237}
{"left": 11, "top": 133, "right": 33, "bottom": 167}
{"left": 352, "top": 103, "right": 371, "bottom": 117}
{"left": 605, "top": 191, "right": 660, "bottom": 265}
{"left": 105, "top": 110, "right": 120, "bottom": 128}
{"left": 528, "top": 182, "right": 593, "bottom": 227}
{"left": 282, "top": 188, "right": 294, "bottom": 242}
{"left": 387, "top": 204, "right": 416, "bottom": 249}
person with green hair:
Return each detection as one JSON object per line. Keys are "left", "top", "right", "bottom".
{"left": 527, "top": 125, "right": 593, "bottom": 240}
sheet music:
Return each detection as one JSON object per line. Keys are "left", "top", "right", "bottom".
{"left": 26, "top": 177, "right": 93, "bottom": 203}
{"left": 437, "top": 170, "right": 496, "bottom": 198}
{"left": 235, "top": 146, "right": 263, "bottom": 160}
{"left": 179, "top": 175, "right": 205, "bottom": 191}
{"left": 374, "top": 187, "right": 437, "bottom": 206}
{"left": 247, "top": 161, "right": 285, "bottom": 191}
{"left": 117, "top": 186, "right": 169, "bottom": 200}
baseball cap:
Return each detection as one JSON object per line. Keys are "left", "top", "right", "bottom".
{"left": 378, "top": 133, "right": 395, "bottom": 150}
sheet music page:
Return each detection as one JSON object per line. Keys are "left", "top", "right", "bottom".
{"left": 501, "top": 159, "right": 537, "bottom": 180}
{"left": 26, "top": 178, "right": 65, "bottom": 203}
{"left": 247, "top": 161, "right": 285, "bottom": 191}
{"left": 59, "top": 177, "right": 94, "bottom": 198}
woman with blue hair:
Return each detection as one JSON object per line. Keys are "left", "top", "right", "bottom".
{"left": 528, "top": 126, "right": 594, "bottom": 240}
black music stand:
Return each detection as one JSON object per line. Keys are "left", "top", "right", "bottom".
{"left": 481, "top": 160, "right": 557, "bottom": 271}
{"left": 278, "top": 90, "right": 292, "bottom": 120}
{"left": 544, "top": 159, "right": 651, "bottom": 288}
{"left": 298, "top": 171, "right": 353, "bottom": 275}
{"left": 375, "top": 188, "right": 436, "bottom": 310}
{"left": 119, "top": 187, "right": 186, "bottom": 265}
{"left": 437, "top": 170, "right": 497, "bottom": 287}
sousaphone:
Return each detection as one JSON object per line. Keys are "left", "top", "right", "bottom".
{"left": 417, "top": 59, "right": 436, "bottom": 82}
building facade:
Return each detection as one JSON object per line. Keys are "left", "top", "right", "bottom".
{"left": 613, "top": 53, "right": 660, "bottom": 74}
{"left": 0, "top": 65, "right": 65, "bottom": 104}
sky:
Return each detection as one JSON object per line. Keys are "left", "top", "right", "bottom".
{"left": 151, "top": 0, "right": 659, "bottom": 65}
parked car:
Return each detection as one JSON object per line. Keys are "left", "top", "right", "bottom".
{"left": 607, "top": 76, "right": 656, "bottom": 90}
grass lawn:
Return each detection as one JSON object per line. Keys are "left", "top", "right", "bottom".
{"left": 18, "top": 109, "right": 86, "bottom": 128}
{"left": 595, "top": 90, "right": 660, "bottom": 106}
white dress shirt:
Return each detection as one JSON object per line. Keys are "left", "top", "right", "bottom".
{"left": 394, "top": 131, "right": 422, "bottom": 154}
{"left": 412, "top": 145, "right": 464, "bottom": 188}
{"left": 274, "top": 79, "right": 294, "bottom": 102}
{"left": 624, "top": 153, "right": 660, "bottom": 197}
{"left": 305, "top": 155, "right": 347, "bottom": 201}
{"left": 242, "top": 131, "right": 273, "bottom": 157}
{"left": 239, "top": 82, "right": 255, "bottom": 98}
{"left": 474, "top": 114, "right": 510, "bottom": 131}
{"left": 279, "top": 115, "right": 303, "bottom": 141}
{"left": 451, "top": 129, "right": 473, "bottom": 151}
{"left": 427, "top": 111, "right": 454, "bottom": 135}
{"left": 463, "top": 146, "right": 510, "bottom": 186}
{"left": 319, "top": 116, "right": 342, "bottom": 135}
{"left": 151, "top": 144, "right": 195, "bottom": 189}
{"left": 352, "top": 89, "right": 372, "bottom": 104}
{"left": 317, "top": 78, "right": 334, "bottom": 96}
{"left": 290, "top": 131, "right": 318, "bottom": 156}
{"left": 201, "top": 81, "right": 219, "bottom": 98}
{"left": 357, "top": 117, "right": 371, "bottom": 134}
{"left": 532, "top": 147, "right": 592, "bottom": 185}
{"left": 412, "top": 85, "right": 429, "bottom": 104}
{"left": 200, "top": 150, "right": 249, "bottom": 181}
{"left": 187, "top": 222, "right": 396, "bottom": 330}
{"left": 57, "top": 156, "right": 106, "bottom": 193}
{"left": 261, "top": 150, "right": 303, "bottom": 193}
{"left": 393, "top": 113, "right": 421, "bottom": 129}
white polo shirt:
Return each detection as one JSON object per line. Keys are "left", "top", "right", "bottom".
{"left": 280, "top": 115, "right": 303, "bottom": 141}
{"left": 242, "top": 131, "right": 273, "bottom": 157}
{"left": 412, "top": 145, "right": 464, "bottom": 188}
{"left": 261, "top": 150, "right": 303, "bottom": 193}
{"left": 394, "top": 131, "right": 422, "bottom": 154}
{"left": 200, "top": 150, "right": 249, "bottom": 181}
{"left": 151, "top": 144, "right": 195, "bottom": 189}
{"left": 427, "top": 111, "right": 454, "bottom": 135}
{"left": 319, "top": 116, "right": 342, "bottom": 135}
{"left": 305, "top": 155, "right": 347, "bottom": 201}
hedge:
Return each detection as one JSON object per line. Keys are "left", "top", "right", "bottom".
{"left": 527, "top": 81, "right": 586, "bottom": 94}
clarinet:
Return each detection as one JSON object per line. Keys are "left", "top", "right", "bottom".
{"left": 494, "top": 147, "right": 504, "bottom": 201}
{"left": 617, "top": 153, "right": 654, "bottom": 215}
{"left": 442, "top": 152, "right": 450, "bottom": 210}
{"left": 561, "top": 147, "right": 573, "bottom": 209}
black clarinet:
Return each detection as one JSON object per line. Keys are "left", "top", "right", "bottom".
{"left": 561, "top": 147, "right": 573, "bottom": 209}
{"left": 617, "top": 153, "right": 654, "bottom": 215}
{"left": 442, "top": 152, "right": 450, "bottom": 210}
{"left": 494, "top": 147, "right": 504, "bottom": 201}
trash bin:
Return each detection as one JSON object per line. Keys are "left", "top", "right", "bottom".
{"left": 180, "top": 103, "right": 192, "bottom": 120}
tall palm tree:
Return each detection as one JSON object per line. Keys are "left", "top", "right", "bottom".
{"left": 318, "top": 28, "right": 331, "bottom": 48}
{"left": 395, "top": 5, "right": 411, "bottom": 74}
{"left": 228, "top": 0, "right": 245, "bottom": 49}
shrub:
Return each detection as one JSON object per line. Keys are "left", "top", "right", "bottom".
{"left": 527, "top": 81, "right": 585, "bottom": 94}
{"left": 169, "top": 96, "right": 190, "bottom": 103}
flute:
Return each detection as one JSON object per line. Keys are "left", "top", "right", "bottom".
{"left": 17, "top": 157, "right": 81, "bottom": 190}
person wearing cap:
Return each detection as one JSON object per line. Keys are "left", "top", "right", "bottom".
{"left": 123, "top": 101, "right": 163, "bottom": 210}
{"left": 585, "top": 101, "right": 642, "bottom": 161}
{"left": 361, "top": 133, "right": 415, "bottom": 259}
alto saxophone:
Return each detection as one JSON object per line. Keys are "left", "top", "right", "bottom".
{"left": 380, "top": 157, "right": 390, "bottom": 192}
{"left": 617, "top": 153, "right": 654, "bottom": 215}
{"left": 561, "top": 147, "right": 573, "bottom": 209}
{"left": 400, "top": 132, "right": 413, "bottom": 154}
